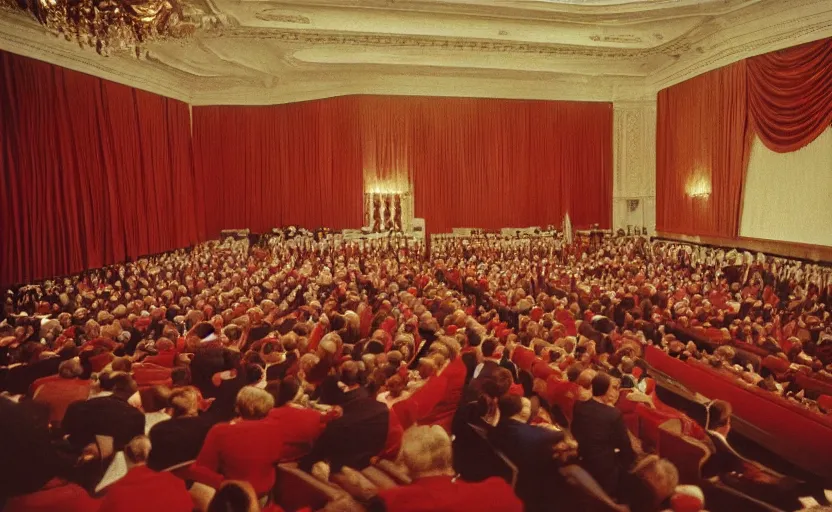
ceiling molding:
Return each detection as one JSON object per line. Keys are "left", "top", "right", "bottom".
{"left": 0, "top": 0, "right": 829, "bottom": 105}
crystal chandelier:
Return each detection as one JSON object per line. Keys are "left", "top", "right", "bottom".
{"left": 9, "top": 0, "right": 185, "bottom": 56}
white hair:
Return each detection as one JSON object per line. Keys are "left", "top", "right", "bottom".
{"left": 235, "top": 386, "right": 274, "bottom": 420}
{"left": 398, "top": 426, "right": 453, "bottom": 478}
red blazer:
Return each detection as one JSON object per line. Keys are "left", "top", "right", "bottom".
{"left": 28, "top": 374, "right": 61, "bottom": 396}
{"left": 191, "top": 418, "right": 284, "bottom": 495}
{"left": 98, "top": 466, "right": 191, "bottom": 512}
{"left": 33, "top": 378, "right": 91, "bottom": 424}
{"left": 3, "top": 479, "right": 100, "bottom": 512}
{"left": 266, "top": 406, "right": 326, "bottom": 461}
{"left": 378, "top": 476, "right": 523, "bottom": 512}
{"left": 417, "top": 358, "right": 467, "bottom": 432}
{"left": 379, "top": 407, "right": 404, "bottom": 460}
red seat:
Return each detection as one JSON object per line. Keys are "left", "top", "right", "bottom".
{"left": 547, "top": 378, "right": 578, "bottom": 424}
{"left": 657, "top": 424, "right": 711, "bottom": 484}
{"left": 644, "top": 346, "right": 832, "bottom": 480}
{"left": 635, "top": 404, "right": 680, "bottom": 453}
{"left": 616, "top": 390, "right": 647, "bottom": 436}
{"left": 795, "top": 373, "right": 832, "bottom": 397}
{"left": 274, "top": 464, "right": 345, "bottom": 511}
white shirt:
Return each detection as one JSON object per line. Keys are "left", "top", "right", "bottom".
{"left": 144, "top": 411, "right": 172, "bottom": 434}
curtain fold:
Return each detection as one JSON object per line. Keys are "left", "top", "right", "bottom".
{"left": 747, "top": 38, "right": 832, "bottom": 153}
{"left": 3, "top": 48, "right": 613, "bottom": 286}
{"left": 0, "top": 51, "right": 202, "bottom": 287}
{"left": 193, "top": 96, "right": 613, "bottom": 236}
{"left": 192, "top": 98, "right": 365, "bottom": 239}
{"left": 656, "top": 61, "right": 748, "bottom": 238}
{"left": 657, "top": 36, "right": 832, "bottom": 240}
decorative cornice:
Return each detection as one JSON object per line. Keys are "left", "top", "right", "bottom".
{"left": 648, "top": 1, "right": 832, "bottom": 90}
{"left": 222, "top": 27, "right": 694, "bottom": 59}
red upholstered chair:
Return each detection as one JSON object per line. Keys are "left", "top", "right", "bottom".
{"left": 616, "top": 389, "right": 652, "bottom": 436}
{"left": 657, "top": 423, "right": 712, "bottom": 484}
{"left": 795, "top": 373, "right": 832, "bottom": 397}
{"left": 635, "top": 404, "right": 680, "bottom": 454}
{"left": 559, "top": 465, "right": 628, "bottom": 512}
{"left": 274, "top": 463, "right": 346, "bottom": 511}
{"left": 817, "top": 393, "right": 832, "bottom": 410}
{"left": 641, "top": 377, "right": 706, "bottom": 441}
{"left": 547, "top": 378, "right": 579, "bottom": 425}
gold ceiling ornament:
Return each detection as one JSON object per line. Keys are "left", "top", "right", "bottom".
{"left": 9, "top": 0, "right": 189, "bottom": 56}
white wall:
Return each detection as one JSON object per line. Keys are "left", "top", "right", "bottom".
{"left": 740, "top": 129, "right": 832, "bottom": 247}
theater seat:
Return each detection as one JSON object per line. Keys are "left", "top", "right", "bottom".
{"left": 636, "top": 404, "right": 681, "bottom": 453}
{"left": 657, "top": 424, "right": 711, "bottom": 484}
{"left": 617, "top": 390, "right": 651, "bottom": 436}
{"left": 558, "top": 465, "right": 628, "bottom": 512}
{"left": 274, "top": 463, "right": 346, "bottom": 511}
{"left": 466, "top": 423, "right": 518, "bottom": 490}
{"left": 332, "top": 467, "right": 380, "bottom": 500}
{"left": 701, "top": 479, "right": 784, "bottom": 512}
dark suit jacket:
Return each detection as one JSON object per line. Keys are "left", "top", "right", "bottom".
{"left": 147, "top": 415, "right": 215, "bottom": 471}
{"left": 62, "top": 396, "right": 145, "bottom": 452}
{"left": 265, "top": 352, "right": 298, "bottom": 381}
{"left": 461, "top": 350, "right": 478, "bottom": 386}
{"left": 570, "top": 399, "right": 635, "bottom": 497}
{"left": 490, "top": 419, "right": 566, "bottom": 511}
{"left": 300, "top": 387, "right": 388, "bottom": 472}
{"left": 1, "top": 357, "right": 61, "bottom": 395}
{"left": 462, "top": 359, "right": 501, "bottom": 403}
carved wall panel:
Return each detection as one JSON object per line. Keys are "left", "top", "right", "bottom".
{"left": 613, "top": 100, "right": 656, "bottom": 234}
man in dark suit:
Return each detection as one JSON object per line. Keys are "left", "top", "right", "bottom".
{"left": 62, "top": 372, "right": 144, "bottom": 453}
{"left": 300, "top": 361, "right": 389, "bottom": 472}
{"left": 570, "top": 373, "right": 635, "bottom": 499}
{"left": 490, "top": 395, "right": 566, "bottom": 512}
{"left": 460, "top": 329, "right": 482, "bottom": 385}
{"left": 147, "top": 386, "right": 215, "bottom": 471}
{"left": 702, "top": 399, "right": 807, "bottom": 510}
{"left": 473, "top": 337, "right": 501, "bottom": 381}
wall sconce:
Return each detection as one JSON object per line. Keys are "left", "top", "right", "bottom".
{"left": 685, "top": 174, "right": 712, "bottom": 198}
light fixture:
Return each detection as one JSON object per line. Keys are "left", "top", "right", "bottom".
{"left": 685, "top": 172, "right": 711, "bottom": 199}
{"left": 10, "top": 0, "right": 188, "bottom": 56}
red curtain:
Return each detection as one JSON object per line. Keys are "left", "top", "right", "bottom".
{"left": 657, "top": 37, "right": 832, "bottom": 239}
{"left": 192, "top": 98, "right": 365, "bottom": 239}
{"left": 656, "top": 61, "right": 749, "bottom": 238}
{"left": 0, "top": 51, "right": 203, "bottom": 287}
{"left": 193, "top": 96, "right": 612, "bottom": 236}
{"left": 408, "top": 98, "right": 612, "bottom": 233}
{"left": 747, "top": 38, "right": 832, "bottom": 152}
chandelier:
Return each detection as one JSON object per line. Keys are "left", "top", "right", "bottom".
{"left": 9, "top": 0, "right": 186, "bottom": 56}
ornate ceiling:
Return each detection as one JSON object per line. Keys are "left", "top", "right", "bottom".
{"left": 1, "top": 0, "right": 831, "bottom": 104}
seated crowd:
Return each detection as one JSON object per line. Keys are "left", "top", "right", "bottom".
{"left": 1, "top": 230, "right": 831, "bottom": 512}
